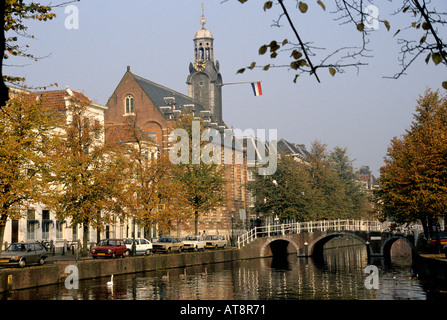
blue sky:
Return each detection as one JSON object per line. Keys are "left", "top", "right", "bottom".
{"left": 6, "top": 0, "right": 447, "bottom": 176}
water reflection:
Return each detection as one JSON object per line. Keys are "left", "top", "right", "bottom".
{"left": 1, "top": 240, "right": 443, "bottom": 300}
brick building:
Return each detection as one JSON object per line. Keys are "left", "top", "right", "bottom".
{"left": 104, "top": 16, "right": 248, "bottom": 238}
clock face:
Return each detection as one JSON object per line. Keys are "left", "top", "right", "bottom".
{"left": 194, "top": 59, "right": 206, "bottom": 71}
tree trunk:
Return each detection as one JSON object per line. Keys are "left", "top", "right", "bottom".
{"left": 82, "top": 222, "right": 89, "bottom": 257}
{"left": 420, "top": 216, "right": 429, "bottom": 240}
{"left": 194, "top": 210, "right": 199, "bottom": 235}
{"left": 0, "top": 215, "right": 7, "bottom": 255}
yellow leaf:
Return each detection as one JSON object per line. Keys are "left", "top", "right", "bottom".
{"left": 329, "top": 67, "right": 336, "bottom": 76}
{"left": 298, "top": 1, "right": 308, "bottom": 13}
{"left": 317, "top": 0, "right": 326, "bottom": 11}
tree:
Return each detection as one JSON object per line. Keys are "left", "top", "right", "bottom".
{"left": 44, "top": 94, "right": 128, "bottom": 257}
{"left": 2, "top": 1, "right": 78, "bottom": 106}
{"left": 248, "top": 142, "right": 370, "bottom": 222}
{"left": 249, "top": 154, "right": 312, "bottom": 221}
{"left": 170, "top": 112, "right": 226, "bottom": 235}
{"left": 234, "top": 0, "right": 447, "bottom": 88}
{"left": 330, "top": 146, "right": 371, "bottom": 218}
{"left": 0, "top": 91, "right": 58, "bottom": 253}
{"left": 379, "top": 89, "right": 447, "bottom": 238}
{"left": 110, "top": 120, "right": 192, "bottom": 238}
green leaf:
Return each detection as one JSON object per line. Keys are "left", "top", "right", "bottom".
{"left": 422, "top": 22, "right": 430, "bottom": 30}
{"left": 263, "top": 1, "right": 273, "bottom": 11}
{"left": 270, "top": 52, "right": 278, "bottom": 58}
{"left": 442, "top": 81, "right": 447, "bottom": 90}
{"left": 432, "top": 52, "right": 443, "bottom": 65}
{"left": 269, "top": 40, "right": 280, "bottom": 52}
{"left": 291, "top": 50, "right": 303, "bottom": 60}
{"left": 298, "top": 59, "right": 308, "bottom": 67}
{"left": 282, "top": 39, "right": 288, "bottom": 46}
{"left": 236, "top": 68, "right": 246, "bottom": 74}
{"left": 263, "top": 64, "right": 270, "bottom": 71}
{"left": 420, "top": 35, "right": 426, "bottom": 44}
{"left": 317, "top": 0, "right": 326, "bottom": 11}
{"left": 425, "top": 53, "right": 431, "bottom": 64}
{"left": 248, "top": 62, "right": 256, "bottom": 70}
{"left": 384, "top": 20, "right": 390, "bottom": 31}
{"left": 293, "top": 74, "right": 299, "bottom": 83}
{"left": 357, "top": 23, "right": 364, "bottom": 32}
{"left": 329, "top": 67, "right": 336, "bottom": 77}
{"left": 238, "top": 0, "right": 248, "bottom": 3}
{"left": 298, "top": 1, "right": 308, "bottom": 13}
{"left": 258, "top": 45, "right": 268, "bottom": 55}
{"left": 290, "top": 61, "right": 299, "bottom": 70}
{"left": 393, "top": 29, "right": 401, "bottom": 37}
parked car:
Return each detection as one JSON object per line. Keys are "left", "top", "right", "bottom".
{"left": 204, "top": 235, "right": 227, "bottom": 249}
{"left": 152, "top": 237, "right": 183, "bottom": 254}
{"left": 429, "top": 232, "right": 447, "bottom": 247}
{"left": 0, "top": 242, "right": 48, "bottom": 268}
{"left": 91, "top": 239, "right": 127, "bottom": 259}
{"left": 182, "top": 235, "right": 206, "bottom": 252}
{"left": 124, "top": 238, "right": 152, "bottom": 256}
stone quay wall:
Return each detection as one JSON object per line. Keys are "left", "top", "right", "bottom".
{"left": 0, "top": 247, "right": 262, "bottom": 293}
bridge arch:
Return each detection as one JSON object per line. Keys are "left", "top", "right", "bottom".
{"left": 381, "top": 236, "right": 413, "bottom": 260}
{"left": 260, "top": 237, "right": 299, "bottom": 257}
{"left": 309, "top": 232, "right": 368, "bottom": 258}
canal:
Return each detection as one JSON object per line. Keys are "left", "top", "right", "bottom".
{"left": 1, "top": 237, "right": 446, "bottom": 300}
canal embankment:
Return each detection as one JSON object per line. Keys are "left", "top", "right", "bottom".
{"left": 412, "top": 249, "right": 447, "bottom": 283}
{"left": 0, "top": 247, "right": 262, "bottom": 293}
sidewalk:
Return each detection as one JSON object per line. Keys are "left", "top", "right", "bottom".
{"left": 45, "top": 253, "right": 93, "bottom": 263}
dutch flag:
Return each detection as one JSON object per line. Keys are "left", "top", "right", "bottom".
{"left": 251, "top": 81, "right": 263, "bottom": 96}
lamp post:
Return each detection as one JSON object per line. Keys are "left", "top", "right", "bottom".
{"left": 231, "top": 211, "right": 235, "bottom": 247}
{"left": 273, "top": 180, "right": 279, "bottom": 234}
{"left": 131, "top": 215, "right": 136, "bottom": 256}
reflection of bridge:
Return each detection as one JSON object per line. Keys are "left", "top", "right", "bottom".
{"left": 237, "top": 220, "right": 415, "bottom": 260}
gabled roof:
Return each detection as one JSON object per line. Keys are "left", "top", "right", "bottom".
{"left": 130, "top": 71, "right": 210, "bottom": 119}
{"left": 29, "top": 88, "right": 92, "bottom": 112}
{"left": 276, "top": 139, "right": 309, "bottom": 160}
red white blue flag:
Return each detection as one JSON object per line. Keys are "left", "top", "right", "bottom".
{"left": 251, "top": 81, "right": 262, "bottom": 96}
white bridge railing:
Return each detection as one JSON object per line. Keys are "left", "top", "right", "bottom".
{"left": 236, "top": 219, "right": 383, "bottom": 249}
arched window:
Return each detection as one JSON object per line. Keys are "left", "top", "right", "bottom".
{"left": 125, "top": 95, "right": 134, "bottom": 114}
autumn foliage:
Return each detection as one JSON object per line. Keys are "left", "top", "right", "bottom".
{"left": 379, "top": 89, "right": 447, "bottom": 238}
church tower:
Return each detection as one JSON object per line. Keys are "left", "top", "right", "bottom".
{"left": 186, "top": 6, "right": 223, "bottom": 125}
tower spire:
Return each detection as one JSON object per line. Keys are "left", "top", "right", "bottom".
{"left": 201, "top": 3, "right": 206, "bottom": 29}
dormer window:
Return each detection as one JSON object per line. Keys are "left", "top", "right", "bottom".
{"left": 125, "top": 95, "right": 135, "bottom": 114}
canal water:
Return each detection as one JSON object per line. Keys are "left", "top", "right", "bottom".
{"left": 2, "top": 238, "right": 446, "bottom": 300}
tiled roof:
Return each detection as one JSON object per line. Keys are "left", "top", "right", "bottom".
{"left": 29, "top": 89, "right": 91, "bottom": 111}
{"left": 130, "top": 72, "right": 210, "bottom": 119}
{"left": 276, "top": 139, "right": 309, "bottom": 159}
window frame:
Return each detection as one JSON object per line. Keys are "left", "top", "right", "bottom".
{"left": 125, "top": 95, "right": 135, "bottom": 115}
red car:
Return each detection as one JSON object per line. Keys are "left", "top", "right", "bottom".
{"left": 429, "top": 232, "right": 447, "bottom": 247}
{"left": 91, "top": 239, "right": 127, "bottom": 259}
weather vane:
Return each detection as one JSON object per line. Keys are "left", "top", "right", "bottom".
{"left": 201, "top": 3, "right": 206, "bottom": 29}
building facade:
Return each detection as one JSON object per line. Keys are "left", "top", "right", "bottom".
{"left": 104, "top": 16, "right": 248, "bottom": 239}
{"left": 2, "top": 88, "right": 148, "bottom": 252}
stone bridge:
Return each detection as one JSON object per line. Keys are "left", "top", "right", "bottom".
{"left": 237, "top": 220, "right": 415, "bottom": 260}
